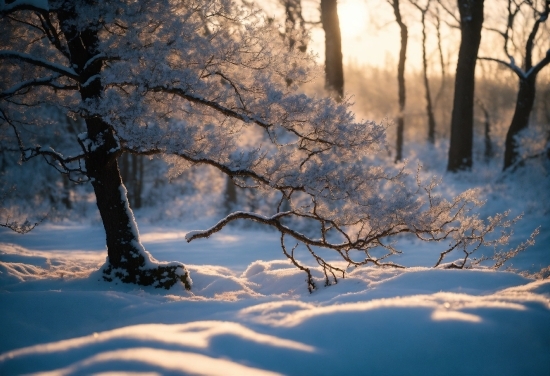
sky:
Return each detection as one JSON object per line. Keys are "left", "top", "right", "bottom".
{"left": 306, "top": 0, "right": 433, "bottom": 69}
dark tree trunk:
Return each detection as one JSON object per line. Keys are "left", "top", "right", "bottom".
{"left": 57, "top": 5, "right": 189, "bottom": 289}
{"left": 433, "top": 6, "right": 448, "bottom": 116}
{"left": 321, "top": 0, "right": 344, "bottom": 99}
{"left": 476, "top": 99, "right": 493, "bottom": 162}
{"left": 224, "top": 176, "right": 238, "bottom": 214}
{"left": 418, "top": 8, "right": 436, "bottom": 144}
{"left": 447, "top": 0, "right": 484, "bottom": 172}
{"left": 503, "top": 76, "right": 536, "bottom": 169}
{"left": 390, "top": 0, "right": 408, "bottom": 162}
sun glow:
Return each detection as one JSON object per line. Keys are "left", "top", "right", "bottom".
{"left": 333, "top": 0, "right": 404, "bottom": 67}
{"left": 338, "top": 0, "right": 369, "bottom": 39}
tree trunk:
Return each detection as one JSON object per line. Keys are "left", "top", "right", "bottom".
{"left": 224, "top": 176, "right": 238, "bottom": 214}
{"left": 390, "top": 0, "right": 408, "bottom": 162}
{"left": 447, "top": 0, "right": 484, "bottom": 172}
{"left": 476, "top": 99, "right": 493, "bottom": 162}
{"left": 419, "top": 10, "right": 436, "bottom": 144}
{"left": 57, "top": 5, "right": 189, "bottom": 289}
{"left": 321, "top": 0, "right": 344, "bottom": 99}
{"left": 284, "top": 0, "right": 307, "bottom": 52}
{"left": 503, "top": 76, "right": 536, "bottom": 169}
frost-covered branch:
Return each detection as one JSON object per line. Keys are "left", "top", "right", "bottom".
{"left": 477, "top": 56, "right": 526, "bottom": 79}
{"left": 0, "top": 51, "right": 78, "bottom": 80}
{"left": 36, "top": 12, "right": 71, "bottom": 60}
{"left": 0, "top": 0, "right": 49, "bottom": 15}
{"left": 480, "top": 0, "right": 550, "bottom": 80}
{"left": 0, "top": 187, "right": 45, "bottom": 234}
{"left": 0, "top": 75, "right": 77, "bottom": 99}
{"left": 0, "top": 217, "right": 41, "bottom": 234}
{"left": 0, "top": 108, "right": 87, "bottom": 182}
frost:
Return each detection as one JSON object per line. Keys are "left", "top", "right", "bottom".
{"left": 0, "top": 0, "right": 49, "bottom": 12}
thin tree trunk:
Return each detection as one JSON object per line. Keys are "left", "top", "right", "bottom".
{"left": 416, "top": 4, "right": 437, "bottom": 144}
{"left": 447, "top": 0, "right": 484, "bottom": 172}
{"left": 503, "top": 76, "right": 536, "bottom": 169}
{"left": 224, "top": 176, "right": 238, "bottom": 214}
{"left": 476, "top": 99, "right": 492, "bottom": 162}
{"left": 321, "top": 0, "right": 344, "bottom": 99}
{"left": 433, "top": 5, "right": 447, "bottom": 108}
{"left": 390, "top": 0, "right": 408, "bottom": 162}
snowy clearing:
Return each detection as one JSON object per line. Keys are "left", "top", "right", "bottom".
{"left": 1, "top": 152, "right": 550, "bottom": 376}
{"left": 1, "top": 210, "right": 550, "bottom": 376}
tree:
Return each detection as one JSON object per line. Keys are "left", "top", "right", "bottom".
{"left": 0, "top": 0, "right": 528, "bottom": 291}
{"left": 388, "top": 0, "right": 408, "bottom": 162}
{"left": 281, "top": 0, "right": 308, "bottom": 53}
{"left": 320, "top": 0, "right": 344, "bottom": 98}
{"left": 447, "top": 0, "right": 484, "bottom": 172}
{"left": 479, "top": 0, "right": 550, "bottom": 170}
{"left": 411, "top": 0, "right": 437, "bottom": 144}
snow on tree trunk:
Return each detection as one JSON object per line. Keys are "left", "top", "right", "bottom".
{"left": 57, "top": 3, "right": 190, "bottom": 289}
{"left": 321, "top": 0, "right": 344, "bottom": 99}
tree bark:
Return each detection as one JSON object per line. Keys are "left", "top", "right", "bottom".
{"left": 447, "top": 0, "right": 484, "bottom": 172}
{"left": 503, "top": 76, "right": 536, "bottom": 169}
{"left": 418, "top": 6, "right": 437, "bottom": 144}
{"left": 321, "top": 0, "right": 344, "bottom": 99}
{"left": 57, "top": 5, "right": 189, "bottom": 289}
{"left": 390, "top": 0, "right": 408, "bottom": 162}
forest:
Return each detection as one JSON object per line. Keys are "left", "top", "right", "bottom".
{"left": 0, "top": 0, "right": 549, "bottom": 374}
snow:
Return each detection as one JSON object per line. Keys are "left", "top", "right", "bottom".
{"left": 1, "top": 153, "right": 550, "bottom": 375}
{"left": 0, "top": 51, "right": 76, "bottom": 79}
{"left": 0, "top": 0, "right": 48, "bottom": 12}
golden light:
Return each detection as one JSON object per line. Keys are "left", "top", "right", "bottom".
{"left": 338, "top": 0, "right": 369, "bottom": 39}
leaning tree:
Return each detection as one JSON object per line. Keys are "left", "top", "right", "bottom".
{"left": 0, "top": 0, "right": 531, "bottom": 291}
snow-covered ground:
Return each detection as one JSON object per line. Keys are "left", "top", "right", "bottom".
{"left": 1, "top": 155, "right": 549, "bottom": 375}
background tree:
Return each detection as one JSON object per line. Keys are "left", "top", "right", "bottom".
{"left": 480, "top": 0, "right": 550, "bottom": 170}
{"left": 411, "top": 0, "right": 437, "bottom": 144}
{"left": 388, "top": 0, "right": 408, "bottom": 162}
{"left": 447, "top": 0, "right": 484, "bottom": 172}
{"left": 321, "top": 0, "right": 344, "bottom": 98}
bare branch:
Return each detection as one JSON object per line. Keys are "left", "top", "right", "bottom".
{"left": 0, "top": 217, "right": 42, "bottom": 234}
{"left": 478, "top": 56, "right": 526, "bottom": 78}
